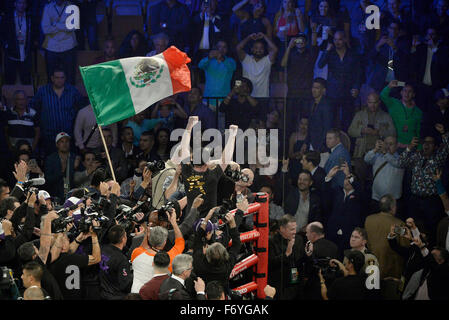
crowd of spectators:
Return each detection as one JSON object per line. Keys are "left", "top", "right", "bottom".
{"left": 1, "top": 0, "right": 449, "bottom": 301}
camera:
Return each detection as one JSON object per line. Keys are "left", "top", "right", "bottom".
{"left": 394, "top": 226, "right": 407, "bottom": 236}
{"left": 157, "top": 201, "right": 177, "bottom": 222}
{"left": 51, "top": 216, "right": 75, "bottom": 233}
{"left": 146, "top": 160, "right": 166, "bottom": 176}
{"left": 214, "top": 199, "right": 232, "bottom": 220}
{"left": 312, "top": 257, "right": 340, "bottom": 281}
{"left": 115, "top": 200, "right": 152, "bottom": 234}
{"left": 224, "top": 166, "right": 249, "bottom": 183}
{"left": 77, "top": 209, "right": 110, "bottom": 234}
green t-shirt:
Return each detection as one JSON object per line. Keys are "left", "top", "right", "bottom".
{"left": 380, "top": 86, "right": 423, "bottom": 145}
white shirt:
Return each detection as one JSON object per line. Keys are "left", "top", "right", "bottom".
{"left": 131, "top": 250, "right": 155, "bottom": 293}
{"left": 241, "top": 55, "right": 272, "bottom": 98}
{"left": 171, "top": 274, "right": 185, "bottom": 287}
{"left": 295, "top": 192, "right": 310, "bottom": 231}
{"left": 199, "top": 13, "right": 210, "bottom": 50}
{"left": 310, "top": 167, "right": 317, "bottom": 176}
{"left": 14, "top": 11, "right": 26, "bottom": 61}
{"left": 364, "top": 150, "right": 404, "bottom": 201}
{"left": 423, "top": 46, "right": 438, "bottom": 86}
{"left": 41, "top": 1, "right": 77, "bottom": 52}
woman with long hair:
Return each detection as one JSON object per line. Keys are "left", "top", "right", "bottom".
{"left": 119, "top": 30, "right": 148, "bottom": 58}
{"left": 153, "top": 128, "right": 172, "bottom": 162}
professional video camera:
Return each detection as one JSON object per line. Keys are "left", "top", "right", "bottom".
{"left": 146, "top": 160, "right": 166, "bottom": 176}
{"left": 115, "top": 200, "right": 152, "bottom": 234}
{"left": 312, "top": 257, "right": 340, "bottom": 281}
{"left": 224, "top": 166, "right": 249, "bottom": 183}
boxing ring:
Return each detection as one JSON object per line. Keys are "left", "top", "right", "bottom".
{"left": 225, "top": 193, "right": 269, "bottom": 299}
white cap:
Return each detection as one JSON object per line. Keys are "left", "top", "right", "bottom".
{"left": 38, "top": 190, "right": 51, "bottom": 200}
{"left": 55, "top": 132, "right": 70, "bottom": 144}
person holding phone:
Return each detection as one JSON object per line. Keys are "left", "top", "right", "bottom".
{"left": 380, "top": 80, "right": 423, "bottom": 152}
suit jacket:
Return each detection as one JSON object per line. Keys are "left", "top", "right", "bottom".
{"left": 193, "top": 13, "right": 227, "bottom": 51}
{"left": 421, "top": 106, "right": 449, "bottom": 141}
{"left": 44, "top": 152, "right": 76, "bottom": 202}
{"left": 159, "top": 276, "right": 206, "bottom": 300}
{"left": 0, "top": 11, "right": 36, "bottom": 60}
{"left": 303, "top": 97, "right": 333, "bottom": 152}
{"left": 324, "top": 143, "right": 352, "bottom": 189}
{"left": 367, "top": 36, "right": 411, "bottom": 91}
{"left": 311, "top": 166, "right": 326, "bottom": 195}
{"left": 284, "top": 189, "right": 322, "bottom": 223}
{"left": 324, "top": 182, "right": 363, "bottom": 255}
{"left": 364, "top": 212, "right": 409, "bottom": 280}
{"left": 412, "top": 44, "right": 449, "bottom": 89}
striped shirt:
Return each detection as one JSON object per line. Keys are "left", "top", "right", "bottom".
{"left": 32, "top": 84, "right": 82, "bottom": 139}
{"left": 5, "top": 106, "right": 39, "bottom": 141}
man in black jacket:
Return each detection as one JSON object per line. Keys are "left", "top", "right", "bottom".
{"left": 412, "top": 27, "right": 449, "bottom": 112}
{"left": 303, "top": 221, "right": 339, "bottom": 299}
{"left": 268, "top": 214, "right": 304, "bottom": 300}
{"left": 301, "top": 152, "right": 326, "bottom": 195}
{"left": 99, "top": 225, "right": 133, "bottom": 300}
{"left": 0, "top": 0, "right": 37, "bottom": 84}
{"left": 284, "top": 170, "right": 322, "bottom": 231}
{"left": 159, "top": 254, "right": 206, "bottom": 300}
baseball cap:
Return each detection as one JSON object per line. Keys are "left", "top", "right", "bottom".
{"left": 63, "top": 197, "right": 83, "bottom": 209}
{"left": 38, "top": 190, "right": 51, "bottom": 200}
{"left": 193, "top": 218, "right": 218, "bottom": 233}
{"left": 55, "top": 132, "right": 70, "bottom": 144}
{"left": 297, "top": 33, "right": 307, "bottom": 41}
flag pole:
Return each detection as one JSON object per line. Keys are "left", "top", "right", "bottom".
{"left": 98, "top": 125, "right": 117, "bottom": 182}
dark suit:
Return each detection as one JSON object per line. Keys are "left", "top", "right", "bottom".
{"left": 284, "top": 189, "right": 322, "bottom": 224}
{"left": 192, "top": 13, "right": 227, "bottom": 52}
{"left": 268, "top": 232, "right": 304, "bottom": 300}
{"left": 311, "top": 167, "right": 326, "bottom": 195}
{"left": 44, "top": 152, "right": 76, "bottom": 202}
{"left": 324, "top": 181, "right": 363, "bottom": 256}
{"left": 421, "top": 106, "right": 449, "bottom": 141}
{"left": 159, "top": 276, "right": 206, "bottom": 300}
{"left": 303, "top": 97, "right": 333, "bottom": 152}
{"left": 0, "top": 11, "right": 36, "bottom": 84}
{"left": 367, "top": 37, "right": 411, "bottom": 92}
{"left": 324, "top": 143, "right": 352, "bottom": 189}
{"left": 413, "top": 44, "right": 449, "bottom": 90}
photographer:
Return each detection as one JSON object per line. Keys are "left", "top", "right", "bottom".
{"left": 130, "top": 207, "right": 185, "bottom": 294}
{"left": 387, "top": 219, "right": 429, "bottom": 286}
{"left": 319, "top": 250, "right": 366, "bottom": 300}
{"left": 99, "top": 225, "right": 133, "bottom": 300}
{"left": 49, "top": 220, "right": 101, "bottom": 300}
{"left": 268, "top": 214, "right": 304, "bottom": 300}
{"left": 128, "top": 194, "right": 203, "bottom": 256}
{"left": 192, "top": 205, "right": 242, "bottom": 296}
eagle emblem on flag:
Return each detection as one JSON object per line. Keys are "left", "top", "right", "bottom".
{"left": 130, "top": 58, "right": 164, "bottom": 88}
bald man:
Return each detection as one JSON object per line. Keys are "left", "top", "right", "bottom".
{"left": 23, "top": 286, "right": 45, "bottom": 300}
{"left": 348, "top": 92, "right": 396, "bottom": 187}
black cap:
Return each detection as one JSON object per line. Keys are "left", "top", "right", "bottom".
{"left": 344, "top": 250, "right": 365, "bottom": 273}
{"left": 297, "top": 33, "right": 307, "bottom": 40}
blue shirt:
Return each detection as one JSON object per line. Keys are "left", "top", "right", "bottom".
{"left": 198, "top": 56, "right": 236, "bottom": 98}
{"left": 183, "top": 103, "right": 216, "bottom": 130}
{"left": 32, "top": 84, "right": 82, "bottom": 139}
{"left": 126, "top": 119, "right": 163, "bottom": 146}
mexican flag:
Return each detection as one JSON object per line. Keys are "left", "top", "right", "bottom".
{"left": 80, "top": 46, "right": 191, "bottom": 126}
